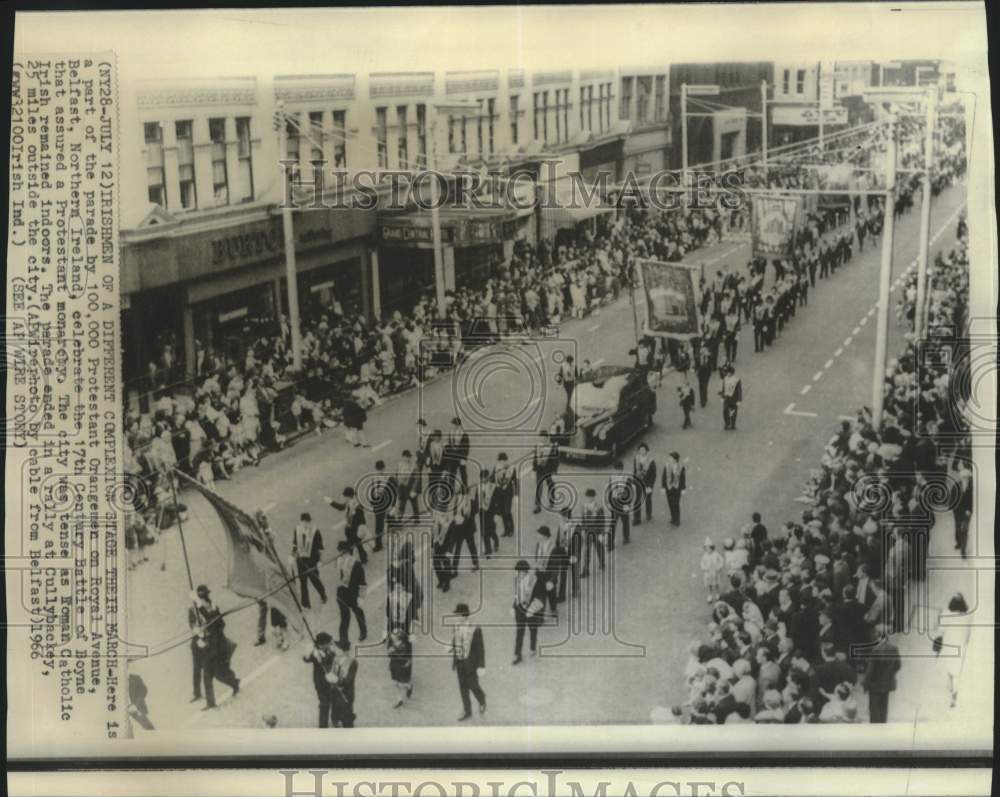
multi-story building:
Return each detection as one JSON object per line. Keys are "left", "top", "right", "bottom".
{"left": 618, "top": 65, "right": 671, "bottom": 178}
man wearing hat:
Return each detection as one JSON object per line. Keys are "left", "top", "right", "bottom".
{"left": 392, "top": 449, "right": 420, "bottom": 522}
{"left": 719, "top": 364, "right": 743, "bottom": 431}
{"left": 327, "top": 487, "right": 368, "bottom": 565}
{"left": 531, "top": 430, "right": 560, "bottom": 514}
{"left": 335, "top": 540, "right": 368, "bottom": 648}
{"left": 861, "top": 624, "right": 901, "bottom": 723}
{"left": 555, "top": 506, "right": 579, "bottom": 601}
{"left": 490, "top": 452, "right": 517, "bottom": 538}
{"left": 477, "top": 468, "right": 500, "bottom": 557}
{"left": 580, "top": 488, "right": 606, "bottom": 577}
{"left": 291, "top": 512, "right": 327, "bottom": 610}
{"left": 303, "top": 631, "right": 337, "bottom": 728}
{"left": 512, "top": 559, "right": 547, "bottom": 664}
{"left": 451, "top": 603, "right": 486, "bottom": 721}
{"left": 661, "top": 452, "right": 687, "bottom": 526}
{"left": 534, "top": 525, "right": 558, "bottom": 613}
{"left": 444, "top": 417, "right": 471, "bottom": 490}
{"left": 188, "top": 585, "right": 240, "bottom": 710}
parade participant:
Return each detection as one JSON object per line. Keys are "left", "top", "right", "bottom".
{"left": 555, "top": 506, "right": 580, "bottom": 601}
{"left": 432, "top": 502, "right": 455, "bottom": 592}
{"left": 678, "top": 373, "right": 696, "bottom": 429}
{"left": 752, "top": 300, "right": 767, "bottom": 353}
{"left": 723, "top": 305, "right": 741, "bottom": 364}
{"left": 661, "top": 451, "right": 687, "bottom": 526}
{"left": 534, "top": 525, "right": 558, "bottom": 613}
{"left": 327, "top": 487, "right": 369, "bottom": 565}
{"left": 292, "top": 512, "right": 327, "bottom": 609}
{"left": 387, "top": 625, "right": 413, "bottom": 709}
{"left": 393, "top": 450, "right": 420, "bottom": 522}
{"left": 703, "top": 315, "right": 723, "bottom": 371}
{"left": 862, "top": 624, "right": 901, "bottom": 723}
{"left": 580, "top": 487, "right": 606, "bottom": 577}
{"left": 444, "top": 417, "right": 471, "bottom": 489}
{"left": 491, "top": 452, "right": 517, "bottom": 538}
{"left": 451, "top": 603, "right": 487, "bottom": 721}
{"left": 426, "top": 428, "right": 447, "bottom": 487}
{"left": 386, "top": 576, "right": 416, "bottom": 637}
{"left": 512, "top": 559, "right": 547, "bottom": 664}
{"left": 335, "top": 540, "right": 368, "bottom": 647}
{"left": 720, "top": 365, "right": 743, "bottom": 431}
{"left": 253, "top": 511, "right": 287, "bottom": 649}
{"left": 632, "top": 442, "right": 657, "bottom": 525}
{"left": 188, "top": 585, "right": 240, "bottom": 710}
{"left": 556, "top": 354, "right": 577, "bottom": 407}
{"left": 451, "top": 484, "right": 481, "bottom": 573}
{"left": 329, "top": 640, "right": 358, "bottom": 727}
{"left": 477, "top": 468, "right": 500, "bottom": 556}
{"left": 341, "top": 396, "right": 369, "bottom": 448}
{"left": 701, "top": 540, "right": 725, "bottom": 604}
{"left": 369, "top": 459, "right": 391, "bottom": 552}
{"left": 532, "top": 429, "right": 560, "bottom": 513}
{"left": 762, "top": 295, "right": 776, "bottom": 347}
{"left": 607, "top": 460, "right": 631, "bottom": 548}
{"left": 695, "top": 344, "right": 714, "bottom": 409}
{"left": 303, "top": 631, "right": 337, "bottom": 728}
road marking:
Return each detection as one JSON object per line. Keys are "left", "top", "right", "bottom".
{"left": 834, "top": 348, "right": 843, "bottom": 358}
{"left": 852, "top": 326, "right": 860, "bottom": 336}
{"left": 372, "top": 439, "right": 393, "bottom": 453}
{"left": 262, "top": 502, "right": 277, "bottom": 512}
{"left": 784, "top": 403, "right": 818, "bottom": 418}
{"left": 824, "top": 359, "right": 834, "bottom": 369}
{"left": 238, "top": 648, "right": 284, "bottom": 690}
{"left": 587, "top": 324, "right": 601, "bottom": 332}
{"left": 844, "top": 336, "right": 853, "bottom": 346}
{"left": 800, "top": 384, "right": 812, "bottom": 395}
{"left": 867, "top": 307, "right": 876, "bottom": 318}
{"left": 592, "top": 357, "right": 605, "bottom": 367}
{"left": 812, "top": 371, "right": 823, "bottom": 382}
{"left": 839, "top": 415, "right": 855, "bottom": 422}
{"left": 859, "top": 316, "right": 868, "bottom": 326}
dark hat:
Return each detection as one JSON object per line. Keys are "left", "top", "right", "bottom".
{"left": 515, "top": 559, "right": 531, "bottom": 571}
{"left": 343, "top": 486, "right": 356, "bottom": 497}
{"left": 315, "top": 632, "right": 333, "bottom": 646}
{"left": 337, "top": 540, "right": 353, "bottom": 553}
{"left": 497, "top": 452, "right": 508, "bottom": 461}
{"left": 585, "top": 488, "right": 597, "bottom": 497}
{"left": 670, "top": 451, "right": 680, "bottom": 460}
{"left": 196, "top": 584, "right": 211, "bottom": 598}
{"left": 537, "top": 525, "right": 551, "bottom": 537}
{"left": 375, "top": 459, "right": 385, "bottom": 470}
{"left": 402, "top": 449, "right": 412, "bottom": 457}
{"left": 451, "top": 416, "right": 462, "bottom": 426}
{"left": 300, "top": 512, "right": 312, "bottom": 522}
{"left": 454, "top": 602, "right": 470, "bottom": 616}
{"left": 417, "top": 418, "right": 428, "bottom": 426}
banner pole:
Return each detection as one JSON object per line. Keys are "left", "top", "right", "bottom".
{"left": 169, "top": 470, "right": 195, "bottom": 592}
{"left": 629, "top": 259, "right": 641, "bottom": 347}
{"left": 259, "top": 515, "right": 317, "bottom": 644}
{"left": 872, "top": 115, "right": 898, "bottom": 430}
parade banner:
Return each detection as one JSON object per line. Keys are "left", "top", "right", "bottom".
{"left": 637, "top": 259, "right": 702, "bottom": 339}
{"left": 750, "top": 195, "right": 802, "bottom": 258}
{"left": 176, "top": 472, "right": 305, "bottom": 633}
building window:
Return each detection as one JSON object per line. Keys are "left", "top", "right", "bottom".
{"left": 580, "top": 86, "right": 586, "bottom": 130}
{"left": 554, "top": 91, "right": 562, "bottom": 143}
{"left": 332, "top": 110, "right": 347, "bottom": 169}
{"left": 235, "top": 116, "right": 253, "bottom": 202}
{"left": 449, "top": 116, "right": 457, "bottom": 154}
{"left": 605, "top": 82, "right": 613, "bottom": 129}
{"left": 533, "top": 92, "right": 540, "bottom": 141}
{"left": 542, "top": 90, "right": 549, "bottom": 143}
{"left": 308, "top": 111, "right": 324, "bottom": 163}
{"left": 562, "top": 89, "right": 569, "bottom": 143}
{"left": 175, "top": 119, "right": 196, "bottom": 210}
{"left": 796, "top": 69, "right": 806, "bottom": 94}
{"left": 143, "top": 122, "right": 166, "bottom": 207}
{"left": 208, "top": 117, "right": 229, "bottom": 207}
{"left": 461, "top": 114, "right": 468, "bottom": 153}
{"left": 597, "top": 84, "right": 606, "bottom": 132}
{"left": 636, "top": 76, "right": 652, "bottom": 123}
{"left": 487, "top": 98, "right": 495, "bottom": 154}
{"left": 620, "top": 76, "right": 633, "bottom": 120}
{"left": 375, "top": 106, "right": 388, "bottom": 168}
{"left": 655, "top": 76, "right": 666, "bottom": 121}
{"left": 415, "top": 104, "right": 427, "bottom": 168}
{"left": 783, "top": 69, "right": 791, "bottom": 94}
{"left": 509, "top": 95, "right": 519, "bottom": 145}
{"left": 476, "top": 99, "right": 485, "bottom": 157}
{"left": 587, "top": 85, "right": 595, "bottom": 132}
{"left": 396, "top": 105, "right": 408, "bottom": 169}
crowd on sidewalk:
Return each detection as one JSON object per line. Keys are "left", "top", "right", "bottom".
{"left": 670, "top": 201, "right": 972, "bottom": 725}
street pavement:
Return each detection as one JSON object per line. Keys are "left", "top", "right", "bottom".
{"left": 128, "top": 181, "right": 973, "bottom": 730}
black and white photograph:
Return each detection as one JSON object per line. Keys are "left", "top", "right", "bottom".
{"left": 4, "top": 2, "right": 995, "bottom": 766}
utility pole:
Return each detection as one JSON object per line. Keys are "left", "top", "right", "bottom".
{"left": 914, "top": 88, "right": 937, "bottom": 340}
{"left": 276, "top": 101, "right": 304, "bottom": 371}
{"left": 818, "top": 63, "right": 825, "bottom": 148}
{"left": 872, "top": 115, "right": 897, "bottom": 430}
{"left": 760, "top": 80, "right": 768, "bottom": 180}
{"left": 427, "top": 108, "right": 447, "bottom": 319}
{"left": 681, "top": 83, "right": 688, "bottom": 206}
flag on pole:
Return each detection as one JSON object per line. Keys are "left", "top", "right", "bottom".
{"left": 636, "top": 259, "right": 702, "bottom": 339}
{"left": 175, "top": 471, "right": 305, "bottom": 634}
{"left": 750, "top": 195, "right": 801, "bottom": 258}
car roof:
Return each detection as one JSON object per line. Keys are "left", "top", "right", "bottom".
{"left": 582, "top": 364, "right": 634, "bottom": 385}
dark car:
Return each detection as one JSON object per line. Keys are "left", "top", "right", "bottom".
{"left": 556, "top": 365, "right": 656, "bottom": 462}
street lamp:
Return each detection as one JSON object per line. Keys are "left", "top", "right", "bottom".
{"left": 428, "top": 99, "right": 481, "bottom": 319}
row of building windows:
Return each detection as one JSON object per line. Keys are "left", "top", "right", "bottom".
{"left": 143, "top": 117, "right": 254, "bottom": 209}
{"left": 620, "top": 75, "right": 666, "bottom": 124}
{"left": 782, "top": 68, "right": 809, "bottom": 95}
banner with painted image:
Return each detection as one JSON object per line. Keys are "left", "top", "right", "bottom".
{"left": 750, "top": 194, "right": 801, "bottom": 258}
{"left": 637, "top": 259, "right": 701, "bottom": 339}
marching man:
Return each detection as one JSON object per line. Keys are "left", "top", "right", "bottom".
{"left": 719, "top": 364, "right": 743, "bottom": 431}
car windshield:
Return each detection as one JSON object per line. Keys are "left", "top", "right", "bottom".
{"left": 573, "top": 375, "right": 629, "bottom": 415}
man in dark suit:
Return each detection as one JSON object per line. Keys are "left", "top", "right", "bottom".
{"left": 534, "top": 525, "right": 558, "bottom": 613}
{"left": 302, "top": 631, "right": 338, "bottom": 728}
{"left": 392, "top": 450, "right": 420, "bottom": 522}
{"left": 607, "top": 460, "right": 631, "bottom": 548}
{"left": 531, "top": 430, "right": 560, "bottom": 513}
{"left": 451, "top": 603, "right": 486, "bottom": 721}
{"left": 661, "top": 451, "right": 687, "bottom": 526}
{"left": 491, "top": 452, "right": 517, "bottom": 538}
{"left": 334, "top": 540, "right": 367, "bottom": 648}
{"left": 369, "top": 460, "right": 391, "bottom": 552}
{"left": 632, "top": 443, "right": 657, "bottom": 525}
{"left": 444, "top": 417, "right": 471, "bottom": 489}
{"left": 555, "top": 506, "right": 579, "bottom": 601}
{"left": 862, "top": 625, "right": 901, "bottom": 723}
{"left": 580, "top": 488, "right": 606, "bottom": 577}
{"left": 292, "top": 512, "right": 327, "bottom": 609}
{"left": 719, "top": 365, "right": 743, "bottom": 431}
{"left": 327, "top": 487, "right": 368, "bottom": 564}
{"left": 188, "top": 584, "right": 240, "bottom": 710}
{"left": 476, "top": 468, "right": 499, "bottom": 556}
{"left": 695, "top": 342, "right": 714, "bottom": 408}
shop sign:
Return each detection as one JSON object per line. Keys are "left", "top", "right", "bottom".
{"left": 219, "top": 306, "right": 249, "bottom": 324}
{"left": 772, "top": 105, "right": 848, "bottom": 126}
{"left": 210, "top": 226, "right": 281, "bottom": 266}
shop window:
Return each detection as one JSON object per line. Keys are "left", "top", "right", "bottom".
{"left": 604, "top": 82, "right": 613, "bottom": 129}
{"left": 175, "top": 119, "right": 196, "bottom": 209}
{"left": 144, "top": 122, "right": 166, "bottom": 207}
{"left": 209, "top": 117, "right": 229, "bottom": 207}
{"left": 397, "top": 105, "right": 408, "bottom": 169}
{"left": 783, "top": 69, "right": 791, "bottom": 95}
{"left": 332, "top": 110, "right": 347, "bottom": 169}
{"left": 637, "top": 76, "right": 652, "bottom": 123}
{"left": 587, "top": 85, "right": 594, "bottom": 131}
{"left": 655, "top": 75, "right": 666, "bottom": 121}
{"left": 308, "top": 111, "right": 325, "bottom": 162}
{"left": 375, "top": 107, "right": 388, "bottom": 168}
{"left": 620, "top": 76, "right": 633, "bottom": 120}
{"left": 532, "top": 92, "right": 540, "bottom": 141}
{"left": 415, "top": 104, "right": 427, "bottom": 168}
{"left": 509, "top": 95, "right": 519, "bottom": 145}
{"left": 235, "top": 116, "right": 254, "bottom": 202}
{"left": 487, "top": 98, "right": 495, "bottom": 155}
{"left": 477, "top": 99, "right": 485, "bottom": 157}
{"left": 542, "top": 90, "right": 549, "bottom": 143}
{"left": 796, "top": 69, "right": 806, "bottom": 95}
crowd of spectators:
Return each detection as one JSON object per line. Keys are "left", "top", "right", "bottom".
{"left": 671, "top": 189, "right": 971, "bottom": 725}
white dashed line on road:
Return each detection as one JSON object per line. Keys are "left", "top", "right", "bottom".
{"left": 813, "top": 371, "right": 823, "bottom": 382}
{"left": 588, "top": 324, "right": 601, "bottom": 332}
{"left": 852, "top": 326, "right": 860, "bottom": 336}
{"left": 262, "top": 502, "right": 277, "bottom": 512}
{"left": 867, "top": 307, "right": 876, "bottom": 318}
{"left": 372, "top": 439, "right": 393, "bottom": 453}
{"left": 592, "top": 357, "right": 605, "bottom": 367}
{"left": 824, "top": 359, "right": 834, "bottom": 369}
{"left": 860, "top": 316, "right": 868, "bottom": 326}
{"left": 784, "top": 403, "right": 818, "bottom": 418}
{"left": 844, "top": 336, "right": 853, "bottom": 347}
{"left": 800, "top": 385, "right": 812, "bottom": 395}
{"left": 834, "top": 348, "right": 843, "bottom": 358}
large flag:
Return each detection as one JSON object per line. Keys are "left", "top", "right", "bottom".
{"left": 176, "top": 471, "right": 305, "bottom": 633}
{"left": 637, "top": 259, "right": 702, "bottom": 339}
{"left": 750, "top": 195, "right": 801, "bottom": 258}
